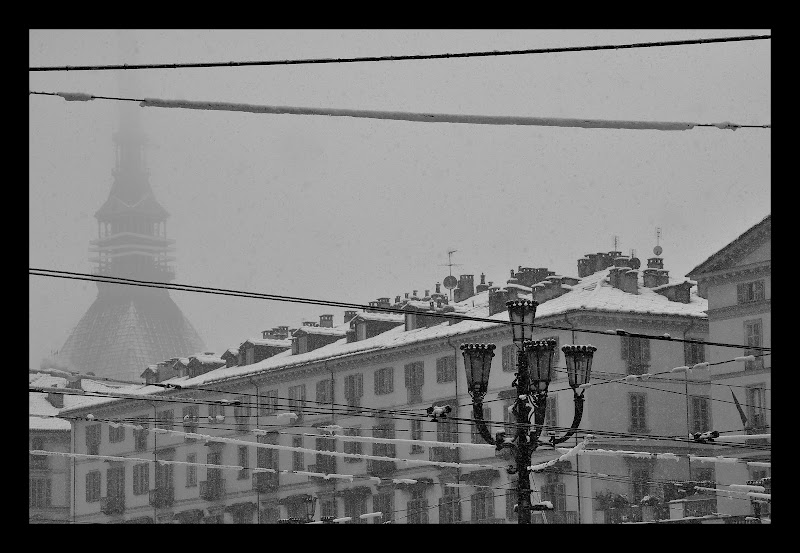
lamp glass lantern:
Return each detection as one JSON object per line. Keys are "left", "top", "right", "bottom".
{"left": 460, "top": 344, "right": 496, "bottom": 397}
{"left": 524, "top": 339, "right": 557, "bottom": 391}
{"left": 562, "top": 345, "right": 597, "bottom": 388}
{"left": 506, "top": 300, "right": 538, "bottom": 344}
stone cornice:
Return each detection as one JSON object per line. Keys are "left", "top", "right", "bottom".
{"left": 707, "top": 300, "right": 771, "bottom": 322}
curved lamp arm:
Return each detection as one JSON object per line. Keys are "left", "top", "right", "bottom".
{"left": 549, "top": 389, "right": 586, "bottom": 446}
{"left": 470, "top": 399, "right": 497, "bottom": 446}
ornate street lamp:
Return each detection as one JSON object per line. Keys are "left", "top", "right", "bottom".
{"left": 461, "top": 300, "right": 597, "bottom": 524}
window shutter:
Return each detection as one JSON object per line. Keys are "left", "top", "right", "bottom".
{"left": 415, "top": 363, "right": 424, "bottom": 386}
{"left": 317, "top": 380, "right": 326, "bottom": 403}
{"left": 487, "top": 491, "right": 494, "bottom": 518}
{"left": 374, "top": 371, "right": 381, "bottom": 395}
{"left": 357, "top": 374, "right": 363, "bottom": 397}
{"left": 621, "top": 336, "right": 630, "bottom": 361}
{"left": 405, "top": 364, "right": 412, "bottom": 388}
{"left": 641, "top": 339, "right": 650, "bottom": 363}
{"left": 755, "top": 280, "right": 764, "bottom": 300}
{"left": 737, "top": 283, "right": 746, "bottom": 304}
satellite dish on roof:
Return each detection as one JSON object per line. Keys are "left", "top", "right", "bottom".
{"left": 443, "top": 275, "right": 458, "bottom": 289}
{"left": 630, "top": 258, "right": 641, "bottom": 269}
{"left": 653, "top": 246, "right": 663, "bottom": 256}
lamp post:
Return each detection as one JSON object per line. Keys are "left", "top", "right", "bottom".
{"left": 461, "top": 300, "right": 596, "bottom": 524}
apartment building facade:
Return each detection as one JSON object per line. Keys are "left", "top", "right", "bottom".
{"left": 57, "top": 250, "right": 710, "bottom": 524}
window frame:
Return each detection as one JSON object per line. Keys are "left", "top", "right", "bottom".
{"left": 629, "top": 392, "right": 648, "bottom": 433}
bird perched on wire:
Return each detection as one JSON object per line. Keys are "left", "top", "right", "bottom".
{"left": 426, "top": 404, "right": 452, "bottom": 422}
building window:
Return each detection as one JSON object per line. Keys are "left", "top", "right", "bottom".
{"left": 292, "top": 436, "right": 304, "bottom": 471}
{"left": 343, "top": 427, "right": 363, "bottom": 461}
{"left": 182, "top": 405, "right": 199, "bottom": 441}
{"left": 238, "top": 446, "right": 250, "bottom": 479}
{"left": 744, "top": 319, "right": 765, "bottom": 371}
{"left": 234, "top": 403, "right": 251, "bottom": 431}
{"left": 344, "top": 495, "right": 368, "bottom": 524}
{"left": 186, "top": 454, "right": 197, "bottom": 487}
{"left": 156, "top": 409, "right": 174, "bottom": 430}
{"left": 86, "top": 471, "right": 101, "bottom": 502}
{"left": 232, "top": 510, "right": 252, "bottom": 524}
{"left": 133, "top": 463, "right": 149, "bottom": 495}
{"left": 109, "top": 423, "right": 126, "bottom": 443}
{"left": 506, "top": 489, "right": 517, "bottom": 522}
{"left": 407, "top": 488, "right": 429, "bottom": 524}
{"left": 501, "top": 344, "right": 515, "bottom": 372}
{"left": 30, "top": 437, "right": 47, "bottom": 469}
{"left": 471, "top": 489, "right": 495, "bottom": 522}
{"left": 260, "top": 390, "right": 279, "bottom": 416}
{"left": 737, "top": 280, "right": 765, "bottom": 304}
{"left": 410, "top": 419, "right": 424, "bottom": 454}
{"left": 404, "top": 362, "right": 424, "bottom": 404}
{"left": 472, "top": 407, "right": 492, "bottom": 444}
{"left": 437, "top": 416, "right": 458, "bottom": 444}
{"left": 746, "top": 385, "right": 767, "bottom": 433}
{"left": 86, "top": 424, "right": 101, "bottom": 456}
{"left": 315, "top": 436, "right": 336, "bottom": 473}
{"left": 316, "top": 379, "right": 333, "bottom": 404}
{"left": 261, "top": 506, "right": 280, "bottom": 524}
{"left": 439, "top": 486, "right": 461, "bottom": 523}
{"left": 372, "top": 425, "right": 396, "bottom": 458}
{"left": 373, "top": 492, "right": 394, "bottom": 524}
{"left": 543, "top": 336, "right": 561, "bottom": 376}
{"left": 321, "top": 497, "right": 337, "bottom": 519}
{"left": 208, "top": 403, "right": 223, "bottom": 420}
{"left": 436, "top": 356, "right": 456, "bottom": 383}
{"left": 541, "top": 472, "right": 567, "bottom": 511}
{"left": 622, "top": 336, "right": 650, "bottom": 375}
{"left": 106, "top": 466, "right": 125, "bottom": 498}
{"left": 344, "top": 373, "right": 364, "bottom": 412}
{"left": 374, "top": 367, "right": 394, "bottom": 395}
{"left": 29, "top": 478, "right": 51, "bottom": 508}
{"left": 691, "top": 396, "right": 711, "bottom": 433}
{"left": 134, "top": 418, "right": 149, "bottom": 452}
{"left": 629, "top": 393, "right": 647, "bottom": 433}
{"left": 684, "top": 341, "right": 706, "bottom": 366}
{"left": 630, "top": 467, "right": 651, "bottom": 503}
{"left": 288, "top": 385, "right": 306, "bottom": 418}
{"left": 544, "top": 396, "right": 558, "bottom": 432}
{"left": 155, "top": 460, "right": 173, "bottom": 490}
{"left": 257, "top": 433, "right": 280, "bottom": 471}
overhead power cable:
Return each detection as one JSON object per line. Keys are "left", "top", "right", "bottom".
{"left": 29, "top": 91, "right": 769, "bottom": 131}
{"left": 28, "top": 34, "right": 771, "bottom": 72}
{"left": 28, "top": 268, "right": 771, "bottom": 351}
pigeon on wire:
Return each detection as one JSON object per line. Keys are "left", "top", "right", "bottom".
{"left": 426, "top": 404, "right": 452, "bottom": 422}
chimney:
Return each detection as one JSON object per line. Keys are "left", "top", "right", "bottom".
{"left": 647, "top": 257, "right": 664, "bottom": 270}
{"left": 424, "top": 289, "right": 430, "bottom": 298}
{"left": 613, "top": 256, "right": 630, "bottom": 268}
{"left": 453, "top": 275, "right": 475, "bottom": 303}
{"left": 476, "top": 273, "right": 489, "bottom": 294}
{"left": 319, "top": 314, "right": 334, "bottom": 328}
{"left": 488, "top": 288, "right": 510, "bottom": 316}
{"left": 412, "top": 290, "right": 419, "bottom": 299}
{"left": 395, "top": 295, "right": 401, "bottom": 304}
{"left": 344, "top": 310, "right": 358, "bottom": 324}
{"left": 435, "top": 282, "right": 441, "bottom": 294}
{"left": 480, "top": 273, "right": 486, "bottom": 285}
{"left": 595, "top": 252, "right": 613, "bottom": 272}
{"left": 654, "top": 281, "right": 692, "bottom": 303}
{"left": 302, "top": 321, "right": 317, "bottom": 327}
{"left": 577, "top": 256, "right": 593, "bottom": 278}
{"left": 66, "top": 374, "right": 82, "bottom": 391}
{"left": 377, "top": 298, "right": 391, "bottom": 309}
{"left": 47, "top": 386, "right": 64, "bottom": 408}
{"left": 621, "top": 269, "right": 639, "bottom": 295}
{"left": 405, "top": 293, "right": 410, "bottom": 299}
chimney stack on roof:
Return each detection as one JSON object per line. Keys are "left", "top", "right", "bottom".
{"left": 319, "top": 314, "right": 334, "bottom": 328}
{"left": 453, "top": 275, "right": 476, "bottom": 303}
{"left": 395, "top": 295, "right": 402, "bottom": 304}
{"left": 488, "top": 288, "right": 510, "bottom": 316}
{"left": 476, "top": 272, "right": 490, "bottom": 294}
{"left": 647, "top": 257, "right": 664, "bottom": 270}
{"left": 435, "top": 282, "right": 441, "bottom": 294}
{"left": 344, "top": 310, "right": 358, "bottom": 324}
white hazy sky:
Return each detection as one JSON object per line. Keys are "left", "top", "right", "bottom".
{"left": 29, "top": 29, "right": 770, "bottom": 368}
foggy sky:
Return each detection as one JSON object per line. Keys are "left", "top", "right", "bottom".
{"left": 29, "top": 29, "right": 770, "bottom": 369}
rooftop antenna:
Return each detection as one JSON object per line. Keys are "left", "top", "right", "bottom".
{"left": 613, "top": 235, "right": 619, "bottom": 252}
{"left": 653, "top": 227, "right": 663, "bottom": 257}
{"left": 441, "top": 250, "right": 461, "bottom": 302}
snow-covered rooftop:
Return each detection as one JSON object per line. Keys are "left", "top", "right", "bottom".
{"left": 57, "top": 267, "right": 707, "bottom": 414}
{"left": 241, "top": 337, "right": 292, "bottom": 348}
{"left": 353, "top": 312, "right": 405, "bottom": 323}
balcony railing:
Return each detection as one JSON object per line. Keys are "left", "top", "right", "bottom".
{"left": 429, "top": 446, "right": 459, "bottom": 463}
{"left": 148, "top": 487, "right": 175, "bottom": 509}
{"left": 252, "top": 472, "right": 279, "bottom": 493}
{"left": 100, "top": 495, "right": 126, "bottom": 515}
{"left": 366, "top": 459, "right": 397, "bottom": 477}
{"left": 539, "top": 510, "right": 579, "bottom": 524}
{"left": 199, "top": 478, "right": 225, "bottom": 501}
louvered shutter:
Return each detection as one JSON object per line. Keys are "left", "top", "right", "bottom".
{"left": 405, "top": 364, "right": 412, "bottom": 388}
{"left": 641, "top": 338, "right": 650, "bottom": 363}
{"left": 621, "top": 335, "right": 630, "bottom": 361}
{"left": 737, "top": 283, "right": 747, "bottom": 303}
{"left": 357, "top": 373, "right": 363, "bottom": 397}
{"left": 415, "top": 362, "right": 424, "bottom": 386}
{"left": 755, "top": 280, "right": 764, "bottom": 300}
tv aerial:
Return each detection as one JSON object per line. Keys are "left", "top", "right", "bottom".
{"left": 441, "top": 250, "right": 461, "bottom": 302}
{"left": 653, "top": 227, "right": 663, "bottom": 257}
